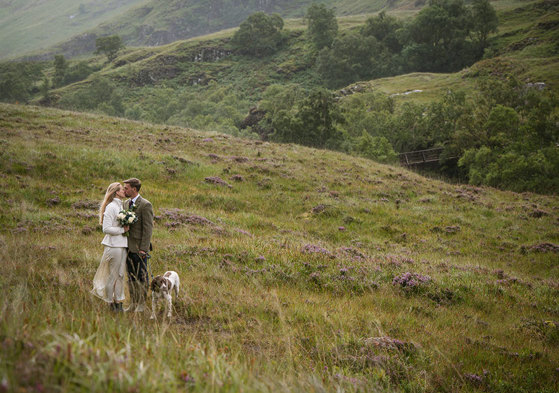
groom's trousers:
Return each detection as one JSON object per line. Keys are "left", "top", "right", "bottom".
{"left": 126, "top": 252, "right": 148, "bottom": 306}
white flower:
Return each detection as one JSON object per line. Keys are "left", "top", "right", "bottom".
{"left": 117, "top": 213, "right": 126, "bottom": 219}
{"left": 128, "top": 216, "right": 135, "bottom": 223}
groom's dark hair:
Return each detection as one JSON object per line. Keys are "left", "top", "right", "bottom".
{"left": 124, "top": 178, "right": 142, "bottom": 192}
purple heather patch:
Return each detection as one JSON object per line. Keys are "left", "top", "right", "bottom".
{"left": 205, "top": 176, "right": 232, "bottom": 188}
{"left": 393, "top": 272, "right": 431, "bottom": 288}
{"left": 529, "top": 208, "right": 549, "bottom": 218}
{"left": 312, "top": 204, "right": 327, "bottom": 214}
{"left": 495, "top": 277, "right": 523, "bottom": 286}
{"left": 46, "top": 197, "right": 61, "bottom": 206}
{"left": 384, "top": 255, "right": 415, "bottom": 267}
{"left": 244, "top": 267, "right": 267, "bottom": 275}
{"left": 464, "top": 373, "right": 485, "bottom": 386}
{"left": 160, "top": 208, "right": 214, "bottom": 226}
{"left": 234, "top": 228, "right": 252, "bottom": 236}
{"left": 180, "top": 371, "right": 195, "bottom": 385}
{"left": 301, "top": 244, "right": 335, "bottom": 258}
{"left": 528, "top": 243, "right": 559, "bottom": 253}
{"left": 72, "top": 200, "right": 99, "bottom": 209}
{"left": 230, "top": 156, "right": 249, "bottom": 163}
{"left": 494, "top": 269, "right": 506, "bottom": 279}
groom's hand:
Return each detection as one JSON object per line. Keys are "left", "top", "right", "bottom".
{"left": 139, "top": 250, "right": 146, "bottom": 256}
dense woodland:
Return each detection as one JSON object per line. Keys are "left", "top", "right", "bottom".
{"left": 1, "top": 0, "right": 558, "bottom": 193}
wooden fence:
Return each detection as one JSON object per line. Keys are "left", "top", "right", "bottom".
{"left": 399, "top": 147, "right": 444, "bottom": 166}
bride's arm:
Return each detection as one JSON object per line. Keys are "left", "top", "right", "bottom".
{"left": 102, "top": 203, "right": 125, "bottom": 236}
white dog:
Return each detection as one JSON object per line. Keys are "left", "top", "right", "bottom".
{"left": 150, "top": 271, "right": 180, "bottom": 319}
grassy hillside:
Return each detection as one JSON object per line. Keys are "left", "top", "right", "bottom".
{"left": 1, "top": 102, "right": 558, "bottom": 392}
{"left": 19, "top": 0, "right": 395, "bottom": 61}
{"left": 44, "top": 0, "right": 559, "bottom": 108}
{"left": 0, "top": 0, "right": 145, "bottom": 60}
{"left": 365, "top": 0, "right": 559, "bottom": 102}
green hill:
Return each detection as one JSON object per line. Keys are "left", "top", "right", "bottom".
{"left": 42, "top": 0, "right": 559, "bottom": 112}
{"left": 0, "top": 102, "right": 557, "bottom": 392}
{"left": 43, "top": 0, "right": 559, "bottom": 112}
{"left": 3, "top": 0, "right": 558, "bottom": 194}
{"left": 364, "top": 0, "right": 559, "bottom": 100}
{"left": 0, "top": 0, "right": 145, "bottom": 60}
{"left": 15, "top": 0, "right": 394, "bottom": 61}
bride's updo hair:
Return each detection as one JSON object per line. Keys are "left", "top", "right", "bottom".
{"left": 99, "top": 182, "right": 122, "bottom": 225}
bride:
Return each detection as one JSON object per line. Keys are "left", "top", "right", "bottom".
{"left": 91, "top": 182, "right": 129, "bottom": 311}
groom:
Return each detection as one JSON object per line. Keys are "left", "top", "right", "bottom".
{"left": 123, "top": 178, "right": 154, "bottom": 312}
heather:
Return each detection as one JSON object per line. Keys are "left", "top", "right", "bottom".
{"left": 0, "top": 103, "right": 558, "bottom": 392}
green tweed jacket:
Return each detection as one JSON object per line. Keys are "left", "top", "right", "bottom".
{"left": 126, "top": 195, "right": 154, "bottom": 254}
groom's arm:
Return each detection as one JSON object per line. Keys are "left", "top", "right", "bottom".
{"left": 140, "top": 202, "right": 154, "bottom": 253}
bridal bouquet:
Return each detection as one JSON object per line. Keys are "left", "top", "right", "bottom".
{"left": 117, "top": 209, "right": 138, "bottom": 236}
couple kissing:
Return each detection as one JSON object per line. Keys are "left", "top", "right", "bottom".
{"left": 91, "top": 178, "right": 154, "bottom": 313}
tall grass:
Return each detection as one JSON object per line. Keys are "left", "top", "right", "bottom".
{"left": 0, "top": 103, "right": 558, "bottom": 392}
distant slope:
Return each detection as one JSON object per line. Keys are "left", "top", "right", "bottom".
{"left": 45, "top": 0, "right": 558, "bottom": 110}
{"left": 0, "top": 0, "right": 145, "bottom": 60}
{"left": 21, "top": 0, "right": 394, "bottom": 60}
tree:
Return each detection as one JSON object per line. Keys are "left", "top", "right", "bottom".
{"left": 305, "top": 3, "right": 338, "bottom": 50}
{"left": 231, "top": 12, "right": 284, "bottom": 57}
{"left": 362, "top": 11, "right": 403, "bottom": 53}
{"left": 58, "top": 75, "right": 114, "bottom": 110}
{"left": 0, "top": 62, "right": 43, "bottom": 103}
{"left": 484, "top": 105, "right": 520, "bottom": 148}
{"left": 471, "top": 0, "right": 498, "bottom": 52}
{"left": 455, "top": 79, "right": 559, "bottom": 193}
{"left": 402, "top": 0, "right": 474, "bottom": 72}
{"left": 355, "top": 132, "right": 398, "bottom": 163}
{"left": 271, "top": 89, "right": 343, "bottom": 148}
{"left": 458, "top": 146, "right": 559, "bottom": 193}
{"left": 95, "top": 35, "right": 124, "bottom": 62}
{"left": 316, "top": 31, "right": 381, "bottom": 88}
{"left": 53, "top": 55, "right": 68, "bottom": 87}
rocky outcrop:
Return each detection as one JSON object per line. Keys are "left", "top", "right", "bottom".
{"left": 240, "top": 107, "right": 267, "bottom": 129}
{"left": 192, "top": 47, "right": 231, "bottom": 62}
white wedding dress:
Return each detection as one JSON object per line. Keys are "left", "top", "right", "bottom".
{"left": 91, "top": 198, "right": 128, "bottom": 303}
